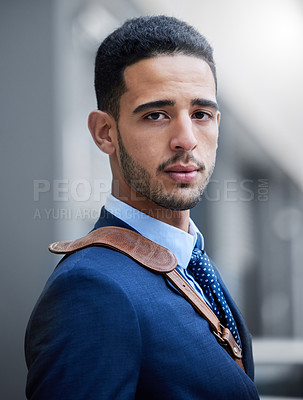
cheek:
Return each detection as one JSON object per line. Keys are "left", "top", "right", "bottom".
{"left": 137, "top": 151, "right": 159, "bottom": 171}
{"left": 198, "top": 133, "right": 218, "bottom": 158}
{"left": 126, "top": 135, "right": 165, "bottom": 164}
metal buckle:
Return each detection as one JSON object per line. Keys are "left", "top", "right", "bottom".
{"left": 212, "top": 324, "right": 227, "bottom": 346}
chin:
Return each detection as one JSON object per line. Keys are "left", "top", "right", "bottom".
{"left": 150, "top": 191, "right": 202, "bottom": 211}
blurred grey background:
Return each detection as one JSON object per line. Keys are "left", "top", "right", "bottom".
{"left": 1, "top": 0, "right": 303, "bottom": 398}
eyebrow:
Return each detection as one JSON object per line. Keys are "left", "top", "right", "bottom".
{"left": 132, "top": 98, "right": 219, "bottom": 115}
{"left": 191, "top": 98, "right": 219, "bottom": 111}
{"left": 132, "top": 100, "right": 175, "bottom": 114}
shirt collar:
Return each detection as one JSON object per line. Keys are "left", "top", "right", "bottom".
{"left": 105, "top": 194, "right": 204, "bottom": 269}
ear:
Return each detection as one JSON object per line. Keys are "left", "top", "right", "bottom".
{"left": 88, "top": 110, "right": 116, "bottom": 155}
{"left": 216, "top": 111, "right": 221, "bottom": 127}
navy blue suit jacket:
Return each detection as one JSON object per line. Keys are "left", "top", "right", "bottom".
{"left": 25, "top": 207, "right": 259, "bottom": 399}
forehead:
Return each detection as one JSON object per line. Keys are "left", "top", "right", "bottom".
{"left": 121, "top": 55, "right": 217, "bottom": 109}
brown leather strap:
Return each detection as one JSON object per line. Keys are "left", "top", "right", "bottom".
{"left": 49, "top": 226, "right": 245, "bottom": 372}
{"left": 166, "top": 269, "right": 244, "bottom": 371}
{"left": 49, "top": 226, "right": 177, "bottom": 273}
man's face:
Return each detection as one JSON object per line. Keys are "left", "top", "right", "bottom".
{"left": 112, "top": 54, "right": 220, "bottom": 211}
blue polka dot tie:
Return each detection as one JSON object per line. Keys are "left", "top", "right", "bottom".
{"left": 188, "top": 248, "right": 242, "bottom": 348}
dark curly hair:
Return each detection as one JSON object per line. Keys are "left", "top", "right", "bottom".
{"left": 94, "top": 15, "right": 217, "bottom": 120}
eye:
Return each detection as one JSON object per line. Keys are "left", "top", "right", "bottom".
{"left": 192, "top": 111, "right": 212, "bottom": 120}
{"left": 145, "top": 112, "right": 167, "bottom": 121}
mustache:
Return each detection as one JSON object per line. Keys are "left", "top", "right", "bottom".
{"left": 157, "top": 153, "right": 205, "bottom": 173}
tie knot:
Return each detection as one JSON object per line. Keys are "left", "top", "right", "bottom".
{"left": 188, "top": 248, "right": 217, "bottom": 287}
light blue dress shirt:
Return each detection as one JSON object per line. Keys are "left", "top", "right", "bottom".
{"left": 105, "top": 194, "right": 209, "bottom": 302}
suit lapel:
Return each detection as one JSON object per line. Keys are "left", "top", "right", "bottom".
{"left": 215, "top": 266, "right": 254, "bottom": 377}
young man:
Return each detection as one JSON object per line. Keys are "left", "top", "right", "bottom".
{"left": 25, "top": 16, "right": 260, "bottom": 399}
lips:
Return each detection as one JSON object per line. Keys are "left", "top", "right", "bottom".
{"left": 164, "top": 164, "right": 201, "bottom": 184}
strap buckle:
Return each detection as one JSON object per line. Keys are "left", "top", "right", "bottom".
{"left": 213, "top": 325, "right": 242, "bottom": 360}
{"left": 212, "top": 324, "right": 227, "bottom": 345}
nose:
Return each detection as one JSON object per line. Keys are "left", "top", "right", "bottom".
{"left": 169, "top": 115, "right": 198, "bottom": 152}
